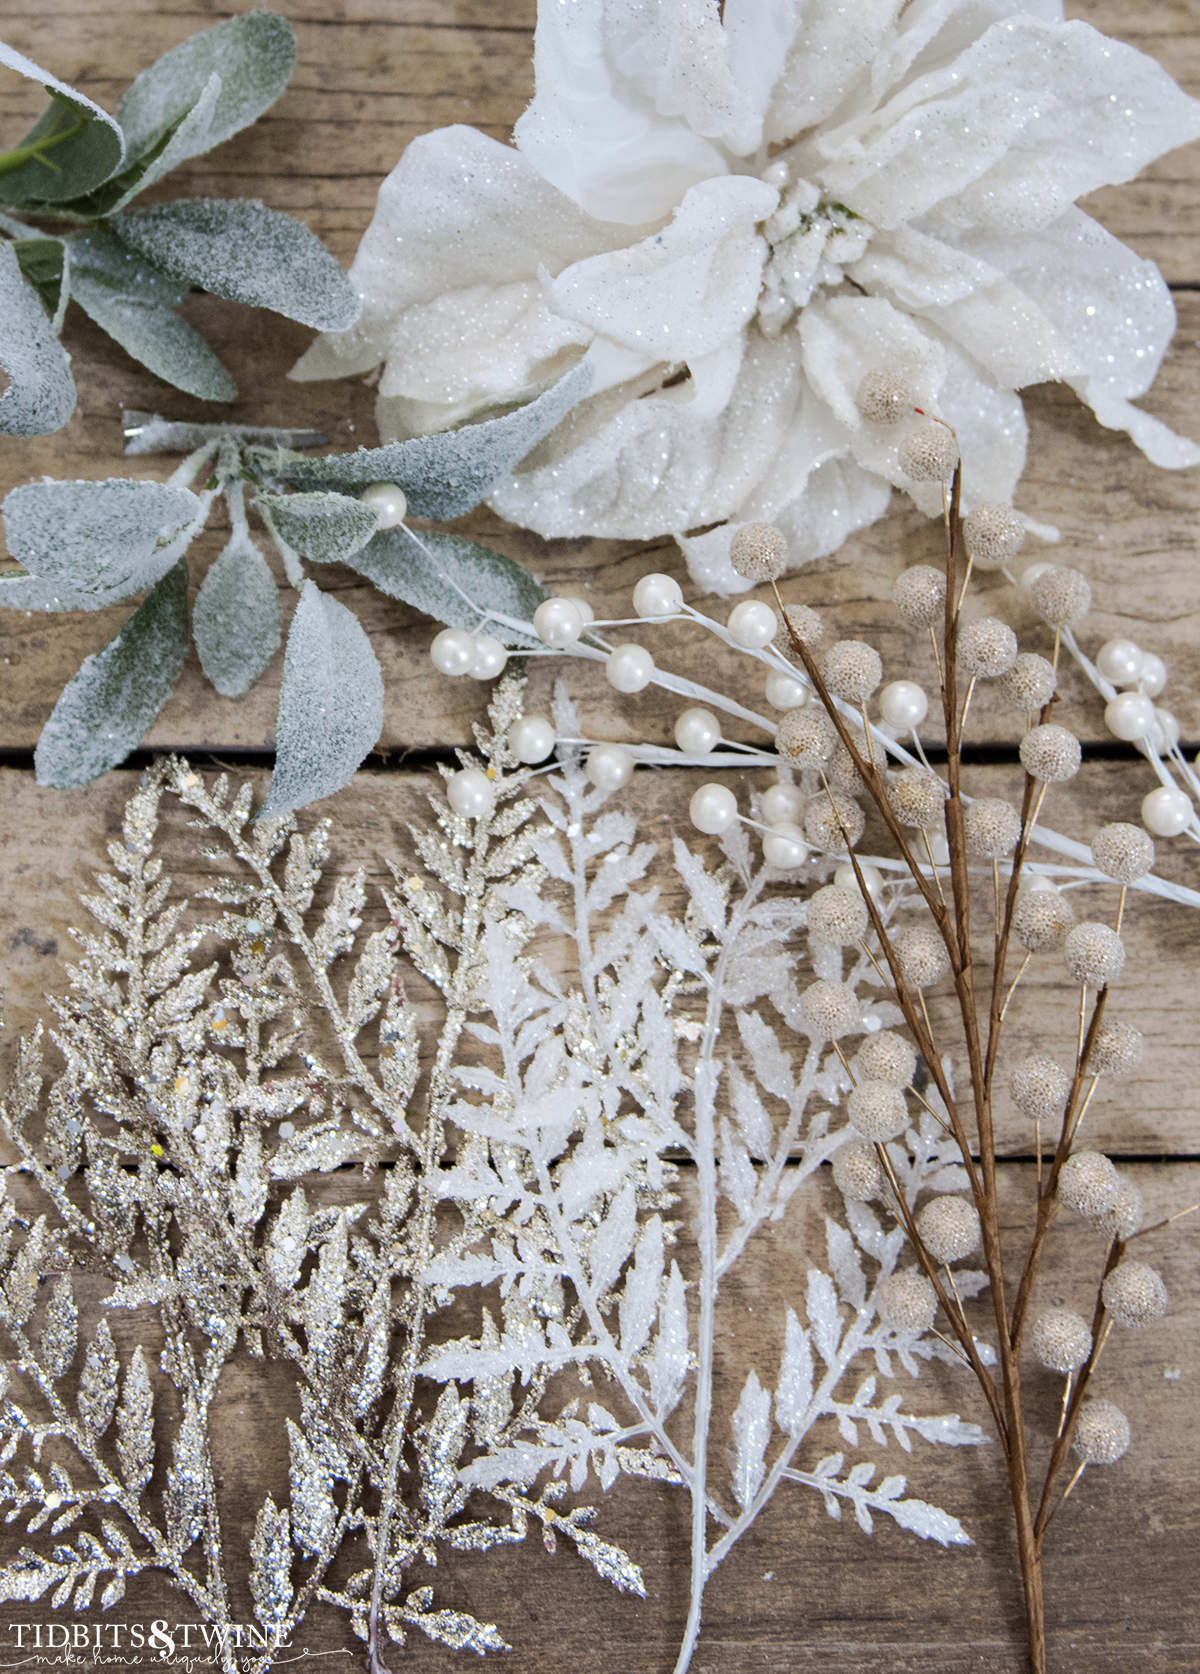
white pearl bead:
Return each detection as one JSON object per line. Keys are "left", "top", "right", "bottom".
{"left": 1104, "top": 691, "right": 1154, "bottom": 742}
{"left": 448, "top": 767, "right": 495, "bottom": 819}
{"left": 606, "top": 643, "right": 655, "bottom": 693}
{"left": 1020, "top": 562, "right": 1052, "bottom": 592}
{"left": 586, "top": 742, "right": 633, "bottom": 791}
{"left": 1096, "top": 638, "right": 1143, "bottom": 686}
{"left": 761, "top": 781, "right": 805, "bottom": 825}
{"left": 533, "top": 598, "right": 585, "bottom": 646}
{"left": 470, "top": 635, "right": 507, "bottom": 680}
{"left": 727, "top": 600, "right": 777, "bottom": 649}
{"left": 690, "top": 782, "right": 738, "bottom": 835}
{"left": 1139, "top": 652, "right": 1167, "bottom": 698}
{"left": 359, "top": 482, "right": 407, "bottom": 528}
{"left": 1149, "top": 708, "right": 1180, "bottom": 753}
{"left": 430, "top": 627, "right": 477, "bottom": 676}
{"left": 879, "top": 679, "right": 928, "bottom": 730}
{"left": 674, "top": 707, "right": 721, "bottom": 754}
{"left": 508, "top": 715, "right": 555, "bottom": 763}
{"left": 835, "top": 861, "right": 885, "bottom": 902}
{"left": 562, "top": 595, "right": 594, "bottom": 624}
{"left": 765, "top": 669, "right": 809, "bottom": 710}
{"left": 1142, "top": 784, "right": 1192, "bottom": 837}
{"left": 762, "top": 820, "right": 809, "bottom": 867}
{"left": 633, "top": 573, "right": 683, "bottom": 618}
{"left": 1018, "top": 872, "right": 1059, "bottom": 894}
{"left": 925, "top": 830, "right": 951, "bottom": 866}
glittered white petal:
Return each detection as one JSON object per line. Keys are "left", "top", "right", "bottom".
{"left": 606, "top": 0, "right": 765, "bottom": 155}
{"left": 916, "top": 333, "right": 1029, "bottom": 515}
{"left": 1079, "top": 389, "right": 1200, "bottom": 469}
{"left": 737, "top": 363, "right": 855, "bottom": 521}
{"left": 763, "top": 0, "right": 903, "bottom": 143}
{"left": 546, "top": 175, "right": 776, "bottom": 362}
{"left": 940, "top": 208, "right": 1200, "bottom": 467}
{"left": 292, "top": 125, "right": 639, "bottom": 382}
{"left": 776, "top": 456, "right": 894, "bottom": 564}
{"left": 848, "top": 224, "right": 1081, "bottom": 388}
{"left": 723, "top": 0, "right": 803, "bottom": 142}
{"left": 514, "top": 0, "right": 735, "bottom": 223}
{"left": 678, "top": 454, "right": 891, "bottom": 597}
{"left": 811, "top": 19, "right": 1200, "bottom": 234}
{"left": 868, "top": 0, "right": 1064, "bottom": 108}
{"left": 489, "top": 324, "right": 810, "bottom": 539}
{"left": 373, "top": 282, "right": 592, "bottom": 440}
{"left": 799, "top": 294, "right": 946, "bottom": 436}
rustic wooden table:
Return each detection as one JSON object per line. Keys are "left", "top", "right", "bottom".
{"left": 0, "top": 3, "right": 1197, "bottom": 1671}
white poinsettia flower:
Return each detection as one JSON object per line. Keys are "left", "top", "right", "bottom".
{"left": 293, "top": 0, "right": 1200, "bottom": 593}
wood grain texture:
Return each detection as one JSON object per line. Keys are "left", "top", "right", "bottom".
{"left": 0, "top": 1159, "right": 1194, "bottom": 1673}
{"left": 1, "top": 4, "right": 1200, "bottom": 752}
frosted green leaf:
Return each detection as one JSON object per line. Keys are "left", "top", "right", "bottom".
{"left": 93, "top": 75, "right": 222, "bottom": 217}
{"left": 34, "top": 560, "right": 189, "bottom": 788}
{"left": 118, "top": 13, "right": 295, "bottom": 170}
{"left": 67, "top": 228, "right": 236, "bottom": 402}
{"left": 347, "top": 526, "right": 548, "bottom": 649}
{"left": 13, "top": 238, "right": 68, "bottom": 331}
{"left": 257, "top": 491, "right": 378, "bottom": 563}
{"left": 273, "top": 360, "right": 593, "bottom": 518}
{"left": 193, "top": 534, "right": 281, "bottom": 696}
{"left": 0, "top": 570, "right": 143, "bottom": 614}
{"left": 0, "top": 241, "right": 76, "bottom": 437}
{"left": 3, "top": 477, "right": 200, "bottom": 600}
{"left": 258, "top": 581, "right": 383, "bottom": 820}
{"left": 0, "top": 41, "right": 125, "bottom": 206}
{"left": 116, "top": 199, "right": 359, "bottom": 331}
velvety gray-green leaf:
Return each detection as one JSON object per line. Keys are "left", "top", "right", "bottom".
{"left": 78, "top": 74, "right": 222, "bottom": 217}
{"left": 0, "top": 241, "right": 76, "bottom": 437}
{"left": 193, "top": 535, "right": 281, "bottom": 696}
{"left": 34, "top": 560, "right": 190, "bottom": 788}
{"left": 258, "top": 582, "right": 383, "bottom": 820}
{"left": 257, "top": 492, "right": 378, "bottom": 563}
{"left": 347, "top": 527, "right": 548, "bottom": 649}
{"left": 3, "top": 477, "right": 200, "bottom": 600}
{"left": 117, "top": 12, "right": 295, "bottom": 172}
{"left": 0, "top": 41, "right": 125, "bottom": 205}
{"left": 115, "top": 199, "right": 359, "bottom": 331}
{"left": 67, "top": 227, "right": 236, "bottom": 401}
{"left": 271, "top": 360, "right": 593, "bottom": 518}
{"left": 0, "top": 570, "right": 140, "bottom": 614}
{"left": 12, "top": 238, "right": 67, "bottom": 329}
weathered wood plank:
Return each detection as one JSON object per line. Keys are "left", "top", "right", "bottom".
{"left": 0, "top": 1159, "right": 1194, "bottom": 1672}
{"left": 2, "top": 763, "right": 1198, "bottom": 1157}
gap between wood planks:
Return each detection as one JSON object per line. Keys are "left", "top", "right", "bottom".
{"left": 0, "top": 741, "right": 1186, "bottom": 774}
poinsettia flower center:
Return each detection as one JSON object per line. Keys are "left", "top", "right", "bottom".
{"left": 757, "top": 167, "right": 875, "bottom": 336}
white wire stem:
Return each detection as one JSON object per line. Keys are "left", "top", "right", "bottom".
{"left": 1057, "top": 624, "right": 1200, "bottom": 844}
{"left": 393, "top": 528, "right": 1200, "bottom": 908}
